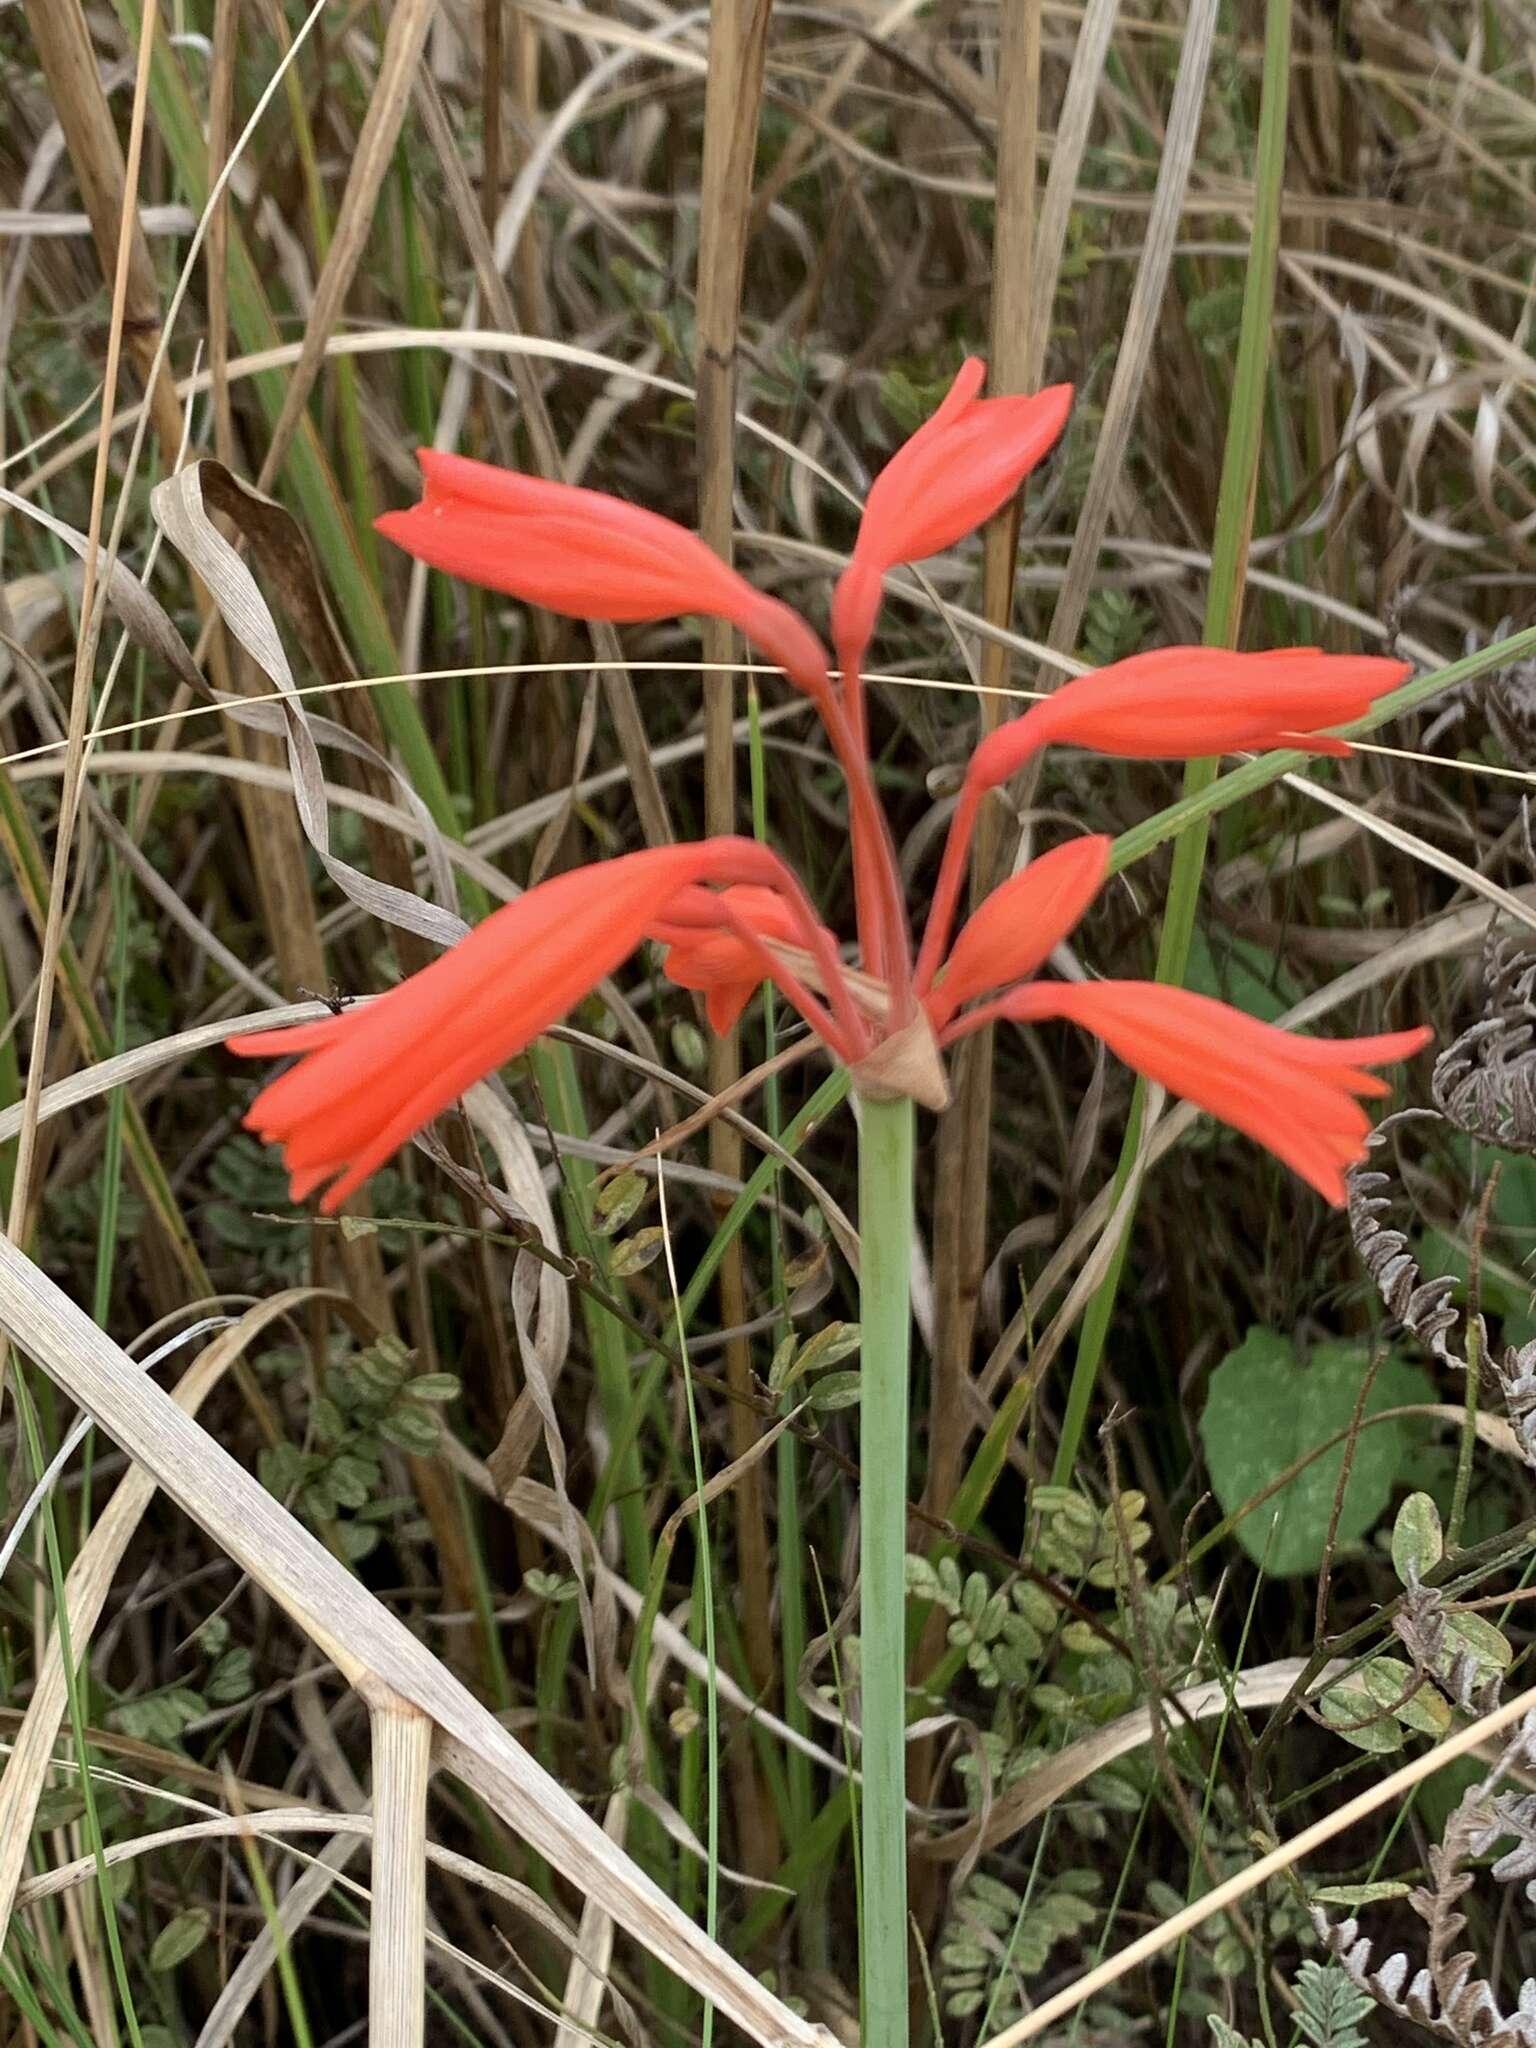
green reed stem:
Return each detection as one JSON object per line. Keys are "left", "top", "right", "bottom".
{"left": 1053, "top": 0, "right": 1293, "bottom": 1486}
{"left": 749, "top": 683, "right": 815, "bottom": 1845}
{"left": 857, "top": 1090, "right": 915, "bottom": 2048}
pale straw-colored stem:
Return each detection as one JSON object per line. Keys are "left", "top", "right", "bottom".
{"left": 368, "top": 1699, "right": 433, "bottom": 2048}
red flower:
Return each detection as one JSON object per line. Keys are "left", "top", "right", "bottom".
{"left": 652, "top": 883, "right": 834, "bottom": 1038}
{"left": 969, "top": 647, "right": 1410, "bottom": 778}
{"left": 377, "top": 450, "right": 832, "bottom": 702}
{"left": 962, "top": 982, "right": 1431, "bottom": 1206}
{"left": 914, "top": 645, "right": 1414, "bottom": 993}
{"left": 830, "top": 360, "right": 1073, "bottom": 685}
{"left": 236, "top": 370, "right": 1426, "bottom": 1211}
{"left": 232, "top": 842, "right": 868, "bottom": 1213}
{"left": 924, "top": 836, "right": 1110, "bottom": 1031}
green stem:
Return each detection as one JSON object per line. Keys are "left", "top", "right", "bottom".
{"left": 750, "top": 682, "right": 815, "bottom": 1848}
{"left": 1053, "top": 0, "right": 1294, "bottom": 1486}
{"left": 857, "top": 1091, "right": 914, "bottom": 2048}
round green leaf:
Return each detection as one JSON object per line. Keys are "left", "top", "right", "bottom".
{"left": 1198, "top": 1329, "right": 1432, "bottom": 1577}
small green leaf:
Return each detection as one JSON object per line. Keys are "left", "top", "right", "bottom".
{"left": 782, "top": 1321, "right": 862, "bottom": 1389}
{"left": 767, "top": 1334, "right": 798, "bottom": 1392}
{"left": 206, "top": 1648, "right": 254, "bottom": 1705}
{"left": 594, "top": 1170, "right": 648, "bottom": 1234}
{"left": 1310, "top": 1880, "right": 1413, "bottom": 1909}
{"left": 1360, "top": 1655, "right": 1450, "bottom": 1737}
{"left": 809, "top": 1371, "right": 863, "bottom": 1412}
{"left": 1391, "top": 1491, "right": 1443, "bottom": 1582}
{"left": 1441, "top": 1610, "right": 1513, "bottom": 1679}
{"left": 34, "top": 1788, "right": 86, "bottom": 1830}
{"left": 197, "top": 1615, "right": 230, "bottom": 1659}
{"left": 326, "top": 1454, "right": 373, "bottom": 1510}
{"left": 670, "top": 1021, "right": 707, "bottom": 1073}
{"left": 609, "top": 1226, "right": 664, "bottom": 1277}
{"left": 406, "top": 1372, "right": 460, "bottom": 1404}
{"left": 258, "top": 1441, "right": 304, "bottom": 1499}
{"left": 1319, "top": 1682, "right": 1405, "bottom": 1754}
{"left": 1012, "top": 1581, "right": 1058, "bottom": 1631}
{"left": 151, "top": 1910, "right": 210, "bottom": 1972}
{"left": 378, "top": 1405, "right": 442, "bottom": 1454}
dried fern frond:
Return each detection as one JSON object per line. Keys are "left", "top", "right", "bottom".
{"left": 1432, "top": 937, "right": 1536, "bottom": 1152}
{"left": 1391, "top": 1579, "right": 1505, "bottom": 1719}
{"left": 1492, "top": 1336, "right": 1536, "bottom": 1468}
{"left": 1314, "top": 1713, "right": 1536, "bottom": 2046}
{"left": 1347, "top": 1111, "right": 1462, "bottom": 1363}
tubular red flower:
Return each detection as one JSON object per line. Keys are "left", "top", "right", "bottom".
{"left": 923, "top": 836, "right": 1110, "bottom": 1025}
{"left": 377, "top": 449, "right": 833, "bottom": 700}
{"left": 829, "top": 361, "right": 1073, "bottom": 676}
{"left": 958, "top": 979, "right": 1430, "bottom": 1204}
{"left": 969, "top": 648, "right": 1413, "bottom": 789}
{"left": 231, "top": 841, "right": 862, "bottom": 1212}
{"left": 916, "top": 648, "right": 1413, "bottom": 990}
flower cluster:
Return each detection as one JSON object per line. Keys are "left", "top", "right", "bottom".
{"left": 234, "top": 363, "right": 1426, "bottom": 1209}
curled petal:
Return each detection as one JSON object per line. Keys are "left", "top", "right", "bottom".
{"left": 655, "top": 883, "right": 857, "bottom": 1046}
{"left": 967, "top": 647, "right": 1414, "bottom": 790}
{"left": 655, "top": 884, "right": 806, "bottom": 1037}
{"left": 924, "top": 836, "right": 1110, "bottom": 1026}
{"left": 231, "top": 840, "right": 848, "bottom": 1212}
{"left": 377, "top": 449, "right": 831, "bottom": 697}
{"left": 830, "top": 361, "right": 1072, "bottom": 669}
{"left": 974, "top": 980, "right": 1430, "bottom": 1205}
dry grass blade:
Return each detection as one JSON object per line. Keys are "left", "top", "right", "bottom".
{"left": 1022, "top": 0, "right": 1122, "bottom": 380}
{"left": 694, "top": 0, "right": 780, "bottom": 1870}
{"left": 17, "top": 0, "right": 181, "bottom": 453}
{"left": 152, "top": 462, "right": 466, "bottom": 945}
{"left": 553, "top": 1791, "right": 631, "bottom": 2048}
{"left": 1037, "top": 0, "right": 1222, "bottom": 672}
{"left": 0, "top": 1290, "right": 358, "bottom": 1932}
{"left": 977, "top": 1676, "right": 1536, "bottom": 2048}
{"left": 369, "top": 1702, "right": 433, "bottom": 2048}
{"left": 0, "top": 1235, "right": 835, "bottom": 2048}
{"left": 256, "top": 0, "right": 442, "bottom": 491}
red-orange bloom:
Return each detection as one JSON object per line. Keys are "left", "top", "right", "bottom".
{"left": 236, "top": 367, "right": 1427, "bottom": 1213}
{"left": 965, "top": 982, "right": 1432, "bottom": 1205}
{"left": 969, "top": 647, "right": 1412, "bottom": 783}
{"left": 830, "top": 359, "right": 1073, "bottom": 683}
{"left": 232, "top": 842, "right": 865, "bottom": 1213}
{"left": 915, "top": 646, "right": 1414, "bottom": 993}
{"left": 924, "top": 836, "right": 1110, "bottom": 1031}
{"left": 377, "top": 450, "right": 832, "bottom": 700}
